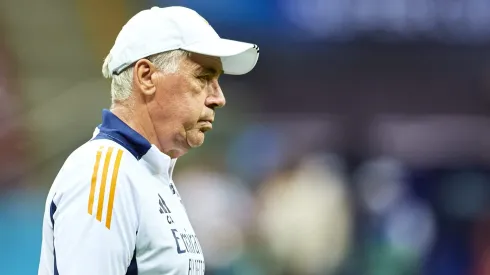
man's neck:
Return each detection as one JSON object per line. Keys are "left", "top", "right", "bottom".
{"left": 110, "top": 103, "right": 186, "bottom": 159}
{"left": 110, "top": 104, "right": 161, "bottom": 150}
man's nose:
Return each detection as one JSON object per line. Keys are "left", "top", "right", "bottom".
{"left": 206, "top": 81, "right": 226, "bottom": 109}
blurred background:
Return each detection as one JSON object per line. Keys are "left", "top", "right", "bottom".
{"left": 1, "top": 0, "right": 490, "bottom": 274}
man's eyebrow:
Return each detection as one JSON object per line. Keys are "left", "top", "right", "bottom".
{"left": 197, "top": 67, "right": 223, "bottom": 76}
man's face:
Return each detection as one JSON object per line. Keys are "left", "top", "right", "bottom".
{"left": 147, "top": 53, "right": 225, "bottom": 157}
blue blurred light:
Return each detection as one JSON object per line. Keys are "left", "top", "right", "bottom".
{"left": 153, "top": 0, "right": 282, "bottom": 28}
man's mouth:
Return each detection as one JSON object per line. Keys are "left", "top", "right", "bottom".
{"left": 199, "top": 120, "right": 213, "bottom": 132}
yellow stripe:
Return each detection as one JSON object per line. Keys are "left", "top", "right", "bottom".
{"left": 88, "top": 146, "right": 104, "bottom": 215}
{"left": 105, "top": 149, "right": 124, "bottom": 229}
{"left": 96, "top": 147, "right": 114, "bottom": 221}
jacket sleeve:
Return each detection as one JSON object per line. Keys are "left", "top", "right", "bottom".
{"left": 51, "top": 146, "right": 139, "bottom": 275}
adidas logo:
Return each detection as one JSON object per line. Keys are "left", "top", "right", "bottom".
{"left": 158, "top": 194, "right": 171, "bottom": 214}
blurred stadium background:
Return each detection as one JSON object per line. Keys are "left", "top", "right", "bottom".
{"left": 1, "top": 0, "right": 490, "bottom": 274}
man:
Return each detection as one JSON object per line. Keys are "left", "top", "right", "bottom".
{"left": 38, "top": 6, "right": 259, "bottom": 275}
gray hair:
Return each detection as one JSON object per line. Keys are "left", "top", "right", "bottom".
{"left": 102, "top": 50, "right": 189, "bottom": 102}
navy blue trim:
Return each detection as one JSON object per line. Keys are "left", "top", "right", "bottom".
{"left": 126, "top": 248, "right": 138, "bottom": 275}
{"left": 93, "top": 109, "right": 151, "bottom": 160}
{"left": 50, "top": 200, "right": 59, "bottom": 275}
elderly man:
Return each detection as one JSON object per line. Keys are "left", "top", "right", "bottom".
{"left": 38, "top": 6, "right": 259, "bottom": 275}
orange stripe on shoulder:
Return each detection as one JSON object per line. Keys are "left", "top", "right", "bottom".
{"left": 105, "top": 149, "right": 124, "bottom": 229}
{"left": 96, "top": 147, "right": 114, "bottom": 221}
{"left": 88, "top": 146, "right": 104, "bottom": 215}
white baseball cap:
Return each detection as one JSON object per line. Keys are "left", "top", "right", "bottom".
{"left": 107, "top": 6, "right": 260, "bottom": 76}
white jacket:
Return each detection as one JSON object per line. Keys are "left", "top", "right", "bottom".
{"left": 38, "top": 109, "right": 205, "bottom": 275}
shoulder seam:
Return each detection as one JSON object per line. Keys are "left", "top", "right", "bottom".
{"left": 92, "top": 132, "right": 143, "bottom": 160}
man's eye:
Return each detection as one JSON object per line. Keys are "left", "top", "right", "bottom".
{"left": 198, "top": 75, "right": 211, "bottom": 82}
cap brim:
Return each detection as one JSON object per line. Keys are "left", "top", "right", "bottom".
{"left": 181, "top": 39, "right": 259, "bottom": 75}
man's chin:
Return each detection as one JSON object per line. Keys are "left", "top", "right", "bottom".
{"left": 186, "top": 131, "right": 206, "bottom": 148}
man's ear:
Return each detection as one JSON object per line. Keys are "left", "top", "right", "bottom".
{"left": 134, "top": 59, "right": 157, "bottom": 96}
